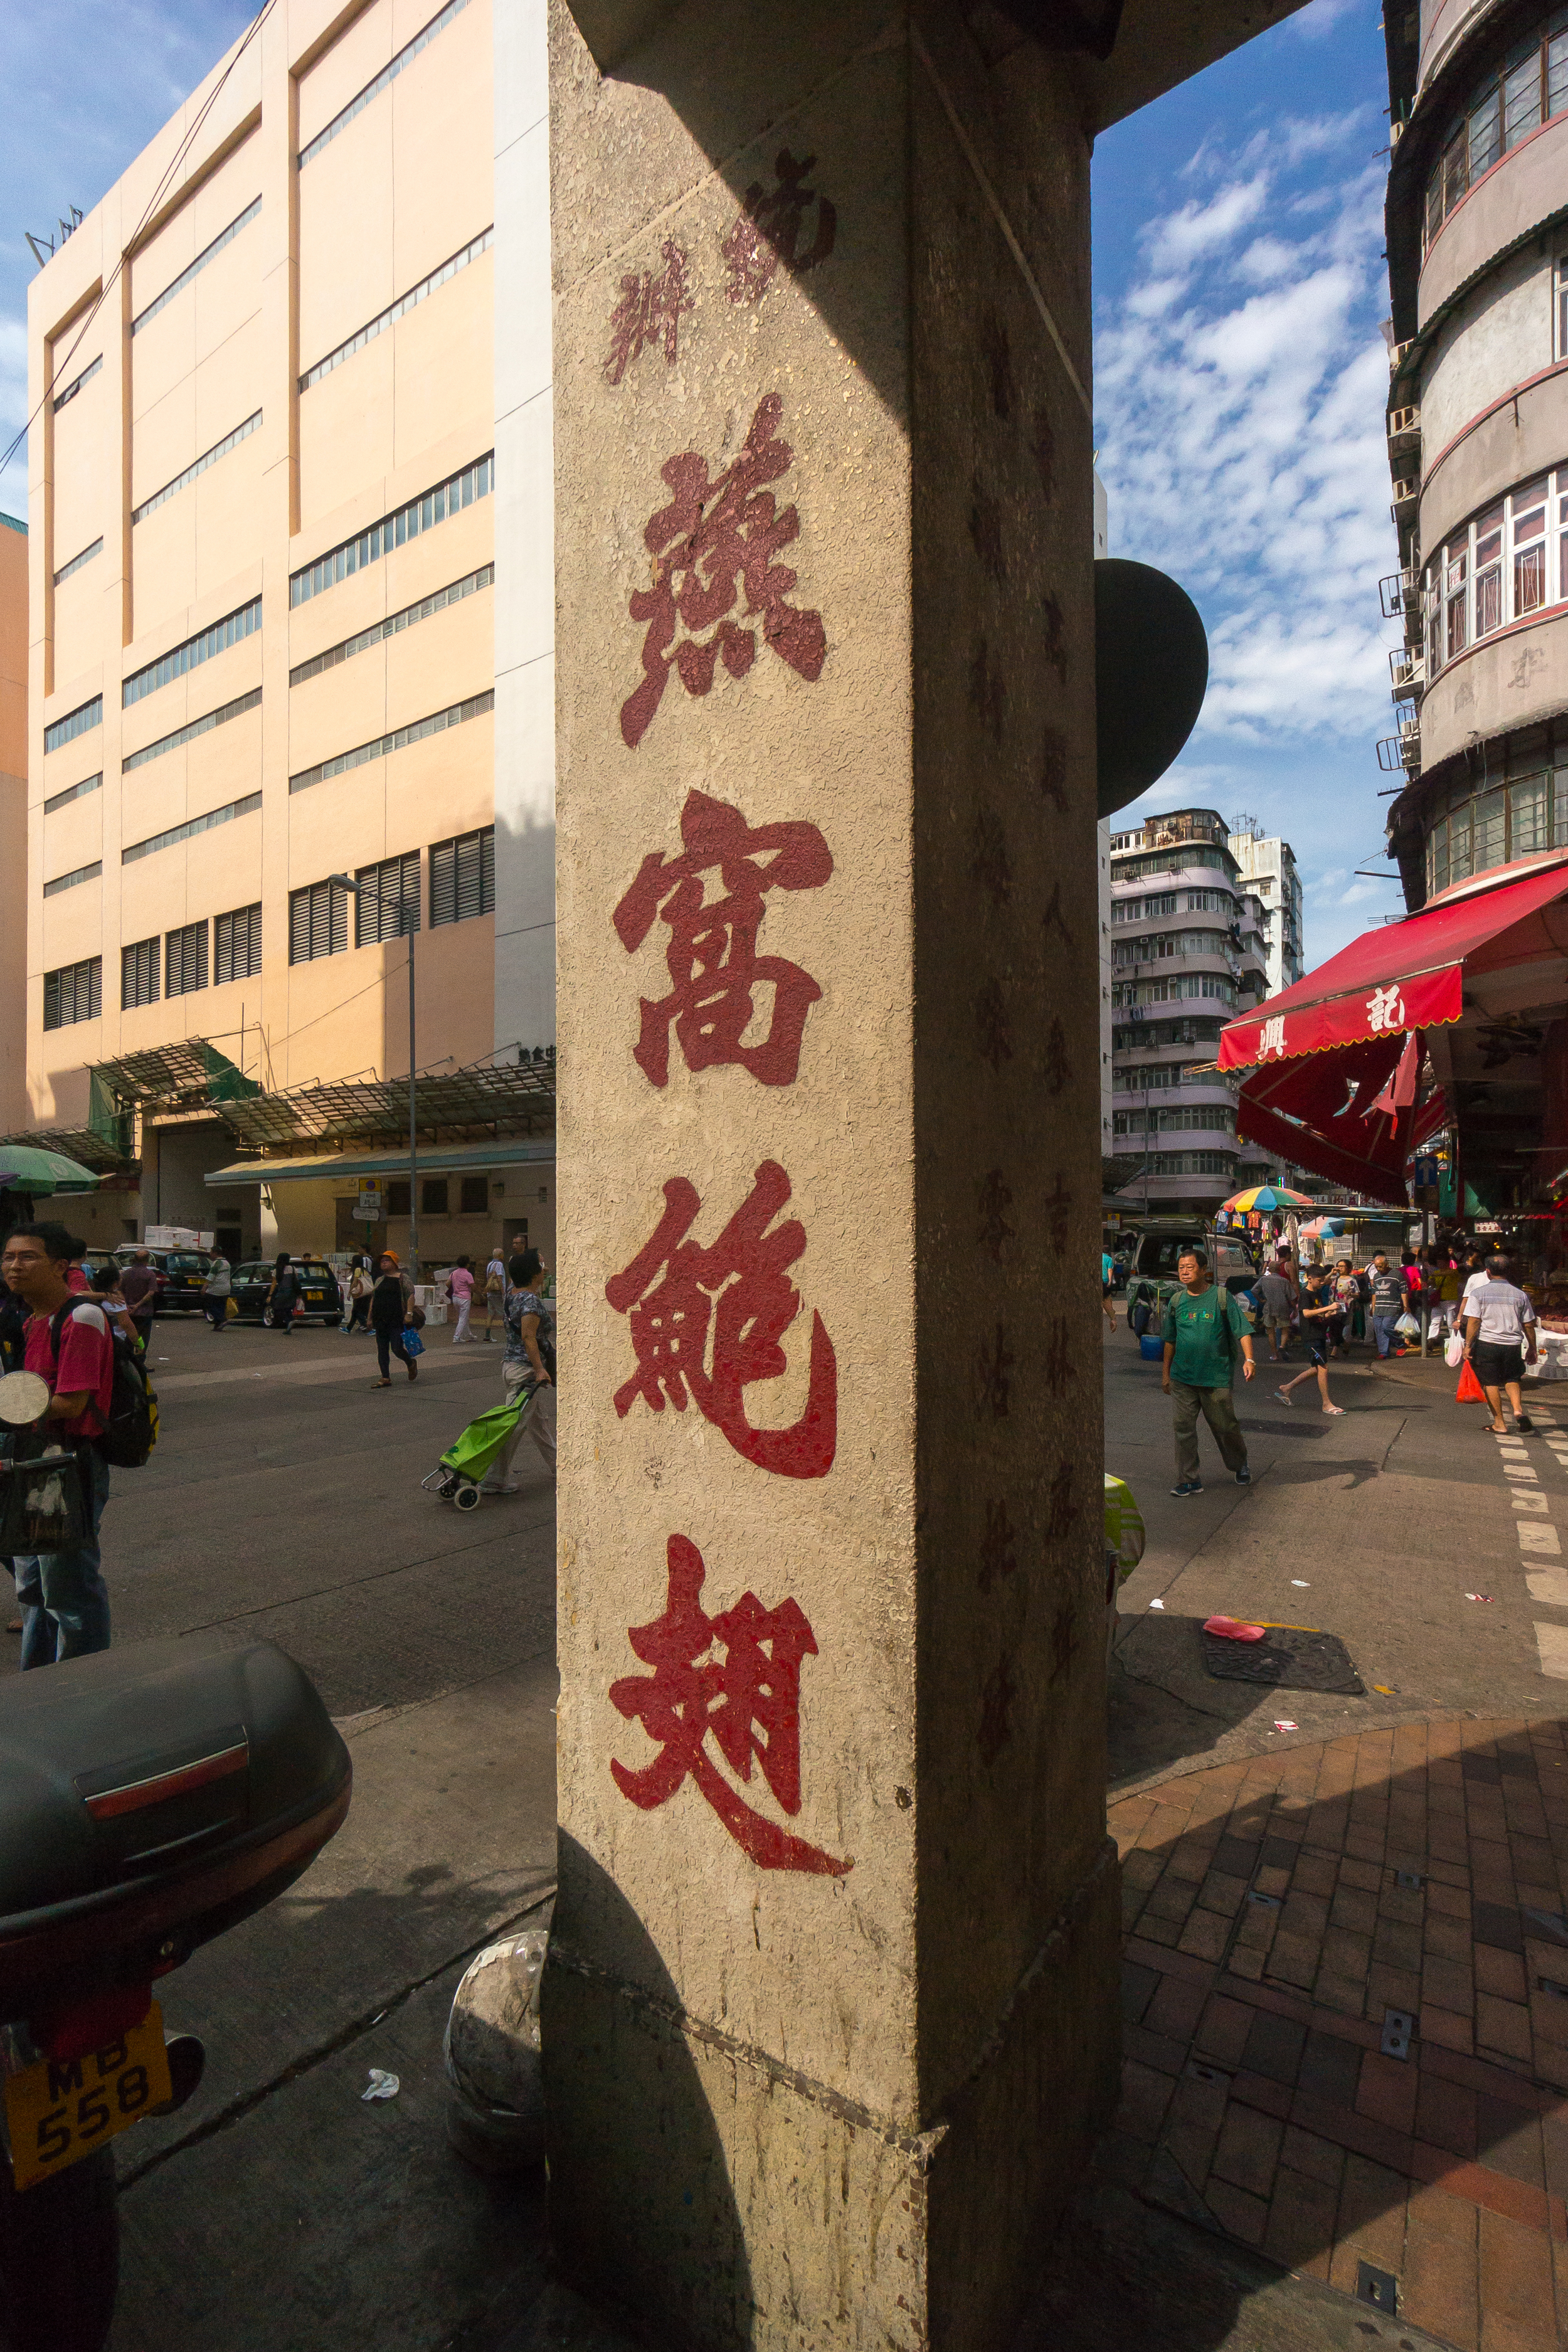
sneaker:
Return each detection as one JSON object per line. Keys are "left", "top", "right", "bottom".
{"left": 1235, "top": 1466, "right": 1252, "bottom": 1485}
{"left": 1170, "top": 1481, "right": 1203, "bottom": 1497}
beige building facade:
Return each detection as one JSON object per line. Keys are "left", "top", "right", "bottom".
{"left": 0, "top": 513, "right": 24, "bottom": 1135}
{"left": 23, "top": 0, "right": 556, "bottom": 1269}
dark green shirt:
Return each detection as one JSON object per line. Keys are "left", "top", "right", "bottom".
{"left": 1162, "top": 1284, "right": 1248, "bottom": 1389}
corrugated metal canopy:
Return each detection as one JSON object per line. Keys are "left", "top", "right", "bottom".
{"left": 206, "top": 1136, "right": 555, "bottom": 1187}
{"left": 215, "top": 1054, "right": 555, "bottom": 1150}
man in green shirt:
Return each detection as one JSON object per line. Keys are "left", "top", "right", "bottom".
{"left": 1161, "top": 1247, "right": 1257, "bottom": 1496}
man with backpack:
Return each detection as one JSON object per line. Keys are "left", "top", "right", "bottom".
{"left": 0, "top": 1222, "right": 117, "bottom": 1668}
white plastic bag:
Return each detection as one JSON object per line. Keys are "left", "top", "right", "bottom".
{"left": 1444, "top": 1333, "right": 1465, "bottom": 1369}
{"left": 1396, "top": 1313, "right": 1420, "bottom": 1338}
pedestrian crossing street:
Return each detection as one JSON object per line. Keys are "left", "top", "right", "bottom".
{"left": 1493, "top": 1402, "right": 1568, "bottom": 1675}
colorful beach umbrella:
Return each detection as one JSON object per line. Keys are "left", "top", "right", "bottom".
{"left": 1222, "top": 1184, "right": 1316, "bottom": 1214}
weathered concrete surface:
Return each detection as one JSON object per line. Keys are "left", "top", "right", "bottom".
{"left": 548, "top": 3, "right": 1116, "bottom": 2344}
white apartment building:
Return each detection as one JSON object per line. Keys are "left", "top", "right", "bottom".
{"left": 1229, "top": 820, "right": 1304, "bottom": 999}
{"left": 1108, "top": 807, "right": 1274, "bottom": 1214}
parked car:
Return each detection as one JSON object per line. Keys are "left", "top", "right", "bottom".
{"left": 111, "top": 1246, "right": 214, "bottom": 1315}
{"left": 1123, "top": 1220, "right": 1259, "bottom": 1333}
{"left": 228, "top": 1258, "right": 344, "bottom": 1326}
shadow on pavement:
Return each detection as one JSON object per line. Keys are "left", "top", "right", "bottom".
{"left": 1111, "top": 1616, "right": 1276, "bottom": 1791}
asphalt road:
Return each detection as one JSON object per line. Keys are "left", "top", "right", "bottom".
{"left": 84, "top": 1310, "right": 565, "bottom": 2352}
{"left": 1106, "top": 1313, "right": 1565, "bottom": 1791}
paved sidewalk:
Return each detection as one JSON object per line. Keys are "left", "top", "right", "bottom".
{"left": 1109, "top": 1714, "right": 1568, "bottom": 2348}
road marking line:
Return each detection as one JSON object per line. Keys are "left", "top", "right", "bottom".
{"left": 1536, "top": 1623, "right": 1568, "bottom": 1678}
{"left": 1529, "top": 1570, "right": 1568, "bottom": 1605}
{"left": 1506, "top": 1467, "right": 1542, "bottom": 1482}
{"left": 1520, "top": 1522, "right": 1563, "bottom": 1553}
{"left": 1515, "top": 1492, "right": 1552, "bottom": 1511}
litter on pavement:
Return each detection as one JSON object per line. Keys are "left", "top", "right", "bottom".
{"left": 1148, "top": 1598, "right": 1164, "bottom": 1609}
{"left": 361, "top": 2069, "right": 400, "bottom": 2102}
{"left": 1291, "top": 1579, "right": 1310, "bottom": 1587}
{"left": 1203, "top": 1616, "right": 1266, "bottom": 1641}
{"left": 1465, "top": 1593, "right": 1494, "bottom": 1603}
{"left": 1273, "top": 1720, "right": 1298, "bottom": 1732}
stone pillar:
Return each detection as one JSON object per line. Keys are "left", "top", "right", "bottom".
{"left": 546, "top": 6, "right": 1119, "bottom": 2343}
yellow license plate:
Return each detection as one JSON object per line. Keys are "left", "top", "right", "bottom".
{"left": 6, "top": 2005, "right": 172, "bottom": 2189}
{"left": 305, "top": 1292, "right": 324, "bottom": 1301}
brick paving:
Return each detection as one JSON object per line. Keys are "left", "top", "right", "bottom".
{"left": 1108, "top": 1719, "right": 1568, "bottom": 2346}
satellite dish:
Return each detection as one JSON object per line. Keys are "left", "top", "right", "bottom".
{"left": 1095, "top": 559, "right": 1209, "bottom": 820}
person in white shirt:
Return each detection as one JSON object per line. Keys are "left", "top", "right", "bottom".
{"left": 1463, "top": 1255, "right": 1539, "bottom": 1434}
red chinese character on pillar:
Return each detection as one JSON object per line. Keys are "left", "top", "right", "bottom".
{"left": 613, "top": 788, "right": 832, "bottom": 1088}
{"left": 605, "top": 240, "right": 694, "bottom": 385}
{"left": 610, "top": 1533, "right": 852, "bottom": 1875}
{"left": 605, "top": 1159, "right": 837, "bottom": 1478}
{"left": 721, "top": 149, "right": 837, "bottom": 307}
{"left": 620, "top": 394, "right": 827, "bottom": 750}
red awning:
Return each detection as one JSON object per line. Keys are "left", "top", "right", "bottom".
{"left": 1218, "top": 857, "right": 1568, "bottom": 1072}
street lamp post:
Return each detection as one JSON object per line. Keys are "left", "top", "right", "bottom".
{"left": 331, "top": 871, "right": 419, "bottom": 1273}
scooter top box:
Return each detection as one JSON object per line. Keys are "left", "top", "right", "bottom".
{"left": 0, "top": 1640, "right": 350, "bottom": 2009}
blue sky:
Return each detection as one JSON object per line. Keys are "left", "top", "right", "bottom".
{"left": 1093, "top": 0, "right": 1403, "bottom": 963}
{"left": 1, "top": 0, "right": 1398, "bottom": 970}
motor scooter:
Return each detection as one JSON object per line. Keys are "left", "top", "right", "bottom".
{"left": 0, "top": 1632, "right": 350, "bottom": 2350}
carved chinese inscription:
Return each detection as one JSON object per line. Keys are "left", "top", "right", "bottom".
{"left": 605, "top": 1160, "right": 837, "bottom": 1478}
{"left": 721, "top": 149, "right": 837, "bottom": 305}
{"left": 620, "top": 395, "right": 827, "bottom": 750}
{"left": 613, "top": 789, "right": 832, "bottom": 1088}
{"left": 605, "top": 240, "right": 694, "bottom": 385}
{"left": 612, "top": 1534, "right": 851, "bottom": 1875}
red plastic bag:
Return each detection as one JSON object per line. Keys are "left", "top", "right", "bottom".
{"left": 1456, "top": 1359, "right": 1486, "bottom": 1404}
{"left": 1203, "top": 1616, "right": 1267, "bottom": 1642}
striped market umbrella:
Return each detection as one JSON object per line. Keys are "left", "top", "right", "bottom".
{"left": 1222, "top": 1184, "right": 1316, "bottom": 1214}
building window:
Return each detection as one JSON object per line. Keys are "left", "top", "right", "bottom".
{"left": 131, "top": 198, "right": 261, "bottom": 335}
{"left": 122, "top": 792, "right": 262, "bottom": 866}
{"left": 460, "top": 1177, "right": 489, "bottom": 1214}
{"left": 422, "top": 1179, "right": 448, "bottom": 1216}
{"left": 124, "top": 598, "right": 261, "bottom": 706}
{"left": 289, "top": 455, "right": 494, "bottom": 608}
{"left": 53, "top": 537, "right": 102, "bottom": 586}
{"left": 122, "top": 937, "right": 160, "bottom": 1009}
{"left": 166, "top": 920, "right": 209, "bottom": 997}
{"left": 1423, "top": 20, "right": 1568, "bottom": 250}
{"left": 43, "top": 695, "right": 102, "bottom": 755}
{"left": 131, "top": 413, "right": 261, "bottom": 524}
{"left": 355, "top": 853, "right": 421, "bottom": 945}
{"left": 1557, "top": 257, "right": 1568, "bottom": 359}
{"left": 289, "top": 879, "right": 349, "bottom": 965}
{"left": 123, "top": 687, "right": 261, "bottom": 772}
{"left": 300, "top": 228, "right": 494, "bottom": 390}
{"left": 299, "top": 0, "right": 472, "bottom": 167}
{"left": 43, "top": 859, "right": 102, "bottom": 899}
{"left": 216, "top": 903, "right": 262, "bottom": 983}
{"left": 429, "top": 825, "right": 495, "bottom": 926}
{"left": 43, "top": 771, "right": 101, "bottom": 815}
{"left": 51, "top": 353, "right": 101, "bottom": 413}
{"left": 290, "top": 691, "right": 492, "bottom": 795}
{"left": 289, "top": 566, "right": 493, "bottom": 686}
{"left": 1422, "top": 464, "right": 1568, "bottom": 676}
{"left": 388, "top": 1181, "right": 412, "bottom": 1216}
{"left": 1424, "top": 725, "right": 1568, "bottom": 894}
{"left": 43, "top": 956, "right": 101, "bottom": 1030}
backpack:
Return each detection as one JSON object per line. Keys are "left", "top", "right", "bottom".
{"left": 48, "top": 1300, "right": 159, "bottom": 1470}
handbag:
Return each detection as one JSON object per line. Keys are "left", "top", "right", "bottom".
{"left": 0, "top": 1446, "right": 88, "bottom": 1554}
{"left": 402, "top": 1327, "right": 425, "bottom": 1359}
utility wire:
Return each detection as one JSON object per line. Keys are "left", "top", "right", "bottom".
{"left": 1, "top": 0, "right": 277, "bottom": 482}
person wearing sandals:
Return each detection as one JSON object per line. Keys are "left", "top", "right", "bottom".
{"left": 1463, "top": 1254, "right": 1539, "bottom": 1435}
{"left": 1275, "top": 1263, "right": 1347, "bottom": 1417}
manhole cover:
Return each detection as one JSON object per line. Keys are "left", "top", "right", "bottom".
{"left": 1200, "top": 1625, "right": 1365, "bottom": 1696}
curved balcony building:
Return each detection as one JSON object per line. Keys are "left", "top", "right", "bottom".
{"left": 1383, "top": 1, "right": 1568, "bottom": 904}
{"left": 1108, "top": 808, "right": 1276, "bottom": 1213}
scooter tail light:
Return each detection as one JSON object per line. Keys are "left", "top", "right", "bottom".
{"left": 34, "top": 1983, "right": 153, "bottom": 2067}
